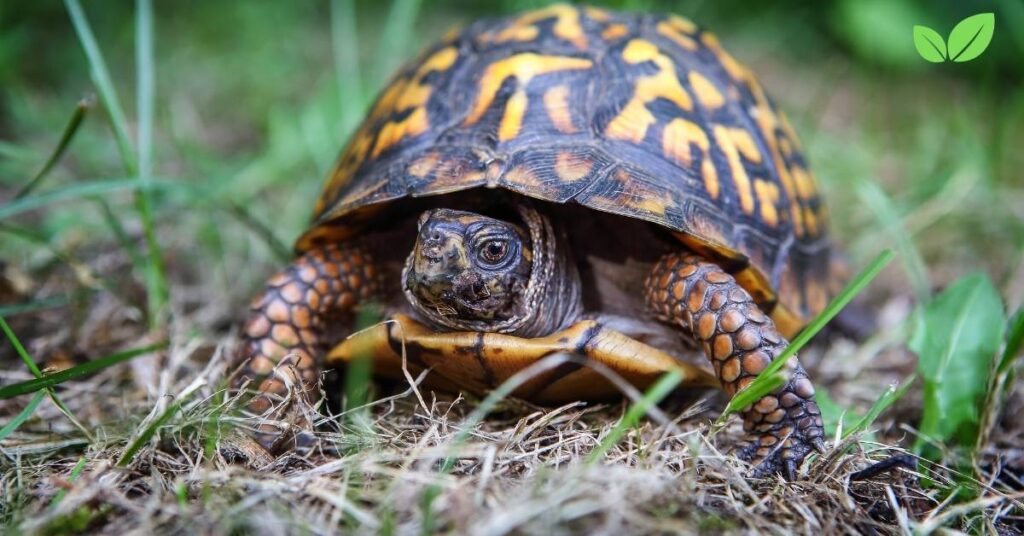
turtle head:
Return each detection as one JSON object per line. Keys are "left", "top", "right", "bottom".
{"left": 403, "top": 209, "right": 533, "bottom": 328}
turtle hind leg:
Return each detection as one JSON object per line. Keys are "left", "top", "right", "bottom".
{"left": 233, "top": 242, "right": 380, "bottom": 450}
{"left": 644, "top": 252, "right": 826, "bottom": 480}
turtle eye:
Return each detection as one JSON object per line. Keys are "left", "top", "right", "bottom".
{"left": 478, "top": 240, "right": 509, "bottom": 265}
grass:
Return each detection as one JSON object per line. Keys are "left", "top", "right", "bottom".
{"left": 2, "top": 0, "right": 1023, "bottom": 533}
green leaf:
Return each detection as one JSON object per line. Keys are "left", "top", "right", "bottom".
{"left": 913, "top": 25, "right": 947, "bottom": 62}
{"left": 948, "top": 13, "right": 995, "bottom": 62}
{"left": 911, "top": 273, "right": 1005, "bottom": 454}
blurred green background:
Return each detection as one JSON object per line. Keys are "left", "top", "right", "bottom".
{"left": 1, "top": 0, "right": 1023, "bottom": 321}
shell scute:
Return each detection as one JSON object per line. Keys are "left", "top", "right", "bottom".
{"left": 303, "top": 5, "right": 839, "bottom": 326}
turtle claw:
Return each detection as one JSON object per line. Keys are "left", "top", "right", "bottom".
{"left": 784, "top": 459, "right": 798, "bottom": 482}
{"left": 735, "top": 405, "right": 825, "bottom": 480}
{"left": 739, "top": 435, "right": 813, "bottom": 480}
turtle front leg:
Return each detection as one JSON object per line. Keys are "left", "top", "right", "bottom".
{"left": 233, "top": 243, "right": 379, "bottom": 448}
{"left": 644, "top": 252, "right": 825, "bottom": 479}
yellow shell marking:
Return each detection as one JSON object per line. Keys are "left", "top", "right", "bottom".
{"left": 688, "top": 71, "right": 725, "bottom": 110}
{"left": 803, "top": 206, "right": 819, "bottom": 238}
{"left": 613, "top": 168, "right": 671, "bottom": 216}
{"left": 666, "top": 14, "right": 698, "bottom": 34}
{"left": 656, "top": 20, "right": 698, "bottom": 51}
{"left": 713, "top": 125, "right": 755, "bottom": 215}
{"left": 371, "top": 46, "right": 459, "bottom": 158}
{"left": 488, "top": 4, "right": 588, "bottom": 49}
{"left": 542, "top": 85, "right": 578, "bottom": 134}
{"left": 790, "top": 165, "right": 816, "bottom": 201}
{"left": 584, "top": 6, "right": 611, "bottom": 22}
{"left": 554, "top": 151, "right": 593, "bottom": 182}
{"left": 662, "top": 118, "right": 718, "bottom": 199}
{"left": 465, "top": 53, "right": 593, "bottom": 140}
{"left": 778, "top": 111, "right": 805, "bottom": 154}
{"left": 606, "top": 39, "right": 693, "bottom": 143}
{"left": 745, "top": 79, "right": 805, "bottom": 236}
{"left": 409, "top": 152, "right": 441, "bottom": 178}
{"left": 601, "top": 23, "right": 629, "bottom": 40}
{"left": 725, "top": 126, "right": 762, "bottom": 164}
{"left": 707, "top": 31, "right": 810, "bottom": 237}
{"left": 489, "top": 24, "right": 538, "bottom": 43}
{"left": 701, "top": 32, "right": 748, "bottom": 82}
{"left": 499, "top": 88, "right": 530, "bottom": 141}
{"left": 754, "top": 179, "right": 780, "bottom": 227}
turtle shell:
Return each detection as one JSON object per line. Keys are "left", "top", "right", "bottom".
{"left": 296, "top": 5, "right": 846, "bottom": 336}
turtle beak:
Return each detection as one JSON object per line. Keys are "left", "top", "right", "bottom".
{"left": 417, "top": 216, "right": 471, "bottom": 273}
{"left": 406, "top": 213, "right": 472, "bottom": 303}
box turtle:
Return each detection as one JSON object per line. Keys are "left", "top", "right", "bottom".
{"left": 233, "top": 4, "right": 851, "bottom": 479}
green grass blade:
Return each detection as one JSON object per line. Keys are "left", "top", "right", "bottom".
{"left": 373, "top": 0, "right": 422, "bottom": 86}
{"left": 48, "top": 455, "right": 88, "bottom": 510}
{"left": 844, "top": 374, "right": 915, "bottom": 439}
{"left": 0, "top": 178, "right": 183, "bottom": 220}
{"left": 64, "top": 0, "right": 137, "bottom": 176}
{"left": 0, "top": 390, "right": 46, "bottom": 441}
{"left": 331, "top": 0, "right": 363, "bottom": 128}
{"left": 0, "top": 297, "right": 68, "bottom": 318}
{"left": 420, "top": 353, "right": 572, "bottom": 533}
{"left": 117, "top": 400, "right": 181, "bottom": 467}
{"left": 716, "top": 373, "right": 788, "bottom": 424}
{"left": 15, "top": 98, "right": 91, "bottom": 200}
{"left": 64, "top": 0, "right": 167, "bottom": 327}
{"left": 0, "top": 316, "right": 94, "bottom": 440}
{"left": 340, "top": 308, "right": 387, "bottom": 435}
{"left": 0, "top": 223, "right": 131, "bottom": 302}
{"left": 136, "top": 0, "right": 154, "bottom": 181}
{"left": 719, "top": 249, "right": 895, "bottom": 420}
{"left": 1, "top": 315, "right": 44, "bottom": 378}
{"left": 857, "top": 181, "right": 930, "bottom": 302}
{"left": 998, "top": 307, "right": 1024, "bottom": 375}
{"left": 134, "top": 0, "right": 168, "bottom": 327}
{"left": 0, "top": 342, "right": 167, "bottom": 399}
{"left": 95, "top": 199, "right": 147, "bottom": 273}
{"left": 585, "top": 369, "right": 683, "bottom": 465}
{"left": 438, "top": 355, "right": 570, "bottom": 473}
{"left": 226, "top": 202, "right": 292, "bottom": 263}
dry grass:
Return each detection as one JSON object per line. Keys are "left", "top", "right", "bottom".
{"left": 2, "top": 288, "right": 1022, "bottom": 534}
{"left": 3, "top": 2, "right": 1023, "bottom": 534}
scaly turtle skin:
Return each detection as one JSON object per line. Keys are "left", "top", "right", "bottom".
{"left": 234, "top": 5, "right": 847, "bottom": 479}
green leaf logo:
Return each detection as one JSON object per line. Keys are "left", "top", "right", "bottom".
{"left": 912, "top": 13, "right": 995, "bottom": 63}
{"left": 913, "top": 26, "right": 946, "bottom": 62}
